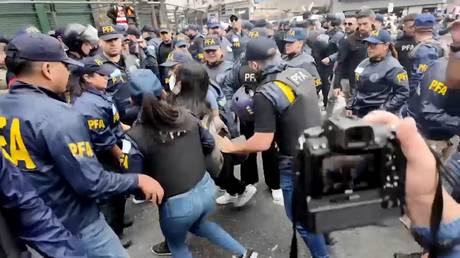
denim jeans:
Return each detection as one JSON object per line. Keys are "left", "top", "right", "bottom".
{"left": 279, "top": 156, "right": 330, "bottom": 258}
{"left": 159, "top": 173, "right": 246, "bottom": 258}
{"left": 78, "top": 213, "right": 129, "bottom": 258}
{"left": 413, "top": 217, "right": 460, "bottom": 258}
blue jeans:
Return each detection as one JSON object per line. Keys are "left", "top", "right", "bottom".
{"left": 413, "top": 217, "right": 460, "bottom": 258}
{"left": 279, "top": 156, "right": 330, "bottom": 258}
{"left": 78, "top": 213, "right": 129, "bottom": 258}
{"left": 159, "top": 173, "right": 246, "bottom": 258}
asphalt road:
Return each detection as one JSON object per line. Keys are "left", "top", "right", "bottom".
{"left": 125, "top": 157, "right": 421, "bottom": 258}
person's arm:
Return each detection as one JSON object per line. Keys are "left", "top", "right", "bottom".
{"left": 0, "top": 156, "right": 86, "bottom": 257}
{"left": 80, "top": 107, "right": 117, "bottom": 154}
{"left": 218, "top": 94, "right": 275, "bottom": 154}
{"left": 446, "top": 20, "right": 460, "bottom": 89}
{"left": 41, "top": 112, "right": 163, "bottom": 203}
{"left": 383, "top": 68, "right": 410, "bottom": 113}
{"left": 221, "top": 67, "right": 237, "bottom": 102}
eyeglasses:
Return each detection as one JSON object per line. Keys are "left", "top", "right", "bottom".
{"left": 204, "top": 49, "right": 216, "bottom": 54}
{"left": 344, "top": 23, "right": 354, "bottom": 26}
{"left": 160, "top": 31, "right": 169, "bottom": 35}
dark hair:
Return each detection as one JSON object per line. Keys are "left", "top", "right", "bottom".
{"left": 67, "top": 73, "right": 99, "bottom": 101}
{"left": 141, "top": 93, "right": 180, "bottom": 128}
{"left": 388, "top": 43, "right": 398, "bottom": 59}
{"left": 402, "top": 13, "right": 417, "bottom": 23}
{"left": 169, "top": 64, "right": 210, "bottom": 117}
{"left": 5, "top": 57, "right": 36, "bottom": 77}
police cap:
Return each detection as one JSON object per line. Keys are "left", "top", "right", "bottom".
{"left": 7, "top": 33, "right": 83, "bottom": 67}
{"left": 74, "top": 57, "right": 112, "bottom": 76}
{"left": 142, "top": 25, "right": 156, "bottom": 33}
{"left": 375, "top": 14, "right": 385, "bottom": 23}
{"left": 284, "top": 28, "right": 306, "bottom": 43}
{"left": 245, "top": 38, "right": 277, "bottom": 61}
{"left": 203, "top": 35, "right": 221, "bottom": 51}
{"left": 363, "top": 29, "right": 391, "bottom": 44}
{"left": 415, "top": 13, "right": 436, "bottom": 31}
{"left": 160, "top": 50, "right": 194, "bottom": 67}
{"left": 248, "top": 27, "right": 269, "bottom": 39}
{"left": 207, "top": 18, "right": 221, "bottom": 29}
{"left": 98, "top": 24, "right": 122, "bottom": 41}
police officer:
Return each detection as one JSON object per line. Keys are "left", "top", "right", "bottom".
{"left": 185, "top": 25, "right": 205, "bottom": 62}
{"left": 93, "top": 24, "right": 138, "bottom": 125}
{"left": 227, "top": 14, "right": 248, "bottom": 61}
{"left": 1, "top": 32, "right": 164, "bottom": 257}
{"left": 274, "top": 20, "right": 290, "bottom": 55}
{"left": 157, "top": 26, "right": 175, "bottom": 86}
{"left": 160, "top": 49, "right": 195, "bottom": 91}
{"left": 63, "top": 23, "right": 99, "bottom": 61}
{"left": 0, "top": 154, "right": 85, "bottom": 257}
{"left": 374, "top": 14, "right": 385, "bottom": 31}
{"left": 395, "top": 14, "right": 417, "bottom": 78}
{"left": 218, "top": 37, "right": 330, "bottom": 258}
{"left": 207, "top": 19, "right": 234, "bottom": 62}
{"left": 283, "top": 27, "right": 322, "bottom": 91}
{"left": 347, "top": 30, "right": 409, "bottom": 118}
{"left": 408, "top": 13, "right": 444, "bottom": 98}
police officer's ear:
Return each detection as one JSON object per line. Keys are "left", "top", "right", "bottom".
{"left": 40, "top": 62, "right": 54, "bottom": 80}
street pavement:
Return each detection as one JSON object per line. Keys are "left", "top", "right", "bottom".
{"left": 125, "top": 156, "right": 421, "bottom": 258}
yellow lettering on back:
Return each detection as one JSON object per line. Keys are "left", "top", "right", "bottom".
{"left": 428, "top": 80, "right": 448, "bottom": 96}
{"left": 9, "top": 119, "right": 36, "bottom": 169}
{"left": 68, "top": 141, "right": 94, "bottom": 158}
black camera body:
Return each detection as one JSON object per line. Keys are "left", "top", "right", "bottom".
{"left": 296, "top": 116, "right": 406, "bottom": 233}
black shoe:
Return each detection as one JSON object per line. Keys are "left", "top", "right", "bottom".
{"left": 151, "top": 241, "right": 171, "bottom": 256}
{"left": 119, "top": 236, "right": 132, "bottom": 249}
{"left": 123, "top": 215, "right": 134, "bottom": 228}
{"left": 394, "top": 253, "right": 423, "bottom": 258}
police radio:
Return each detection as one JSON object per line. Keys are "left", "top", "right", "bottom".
{"left": 295, "top": 116, "right": 406, "bottom": 233}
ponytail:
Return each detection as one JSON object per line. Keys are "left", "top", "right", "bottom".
{"left": 141, "top": 93, "right": 179, "bottom": 128}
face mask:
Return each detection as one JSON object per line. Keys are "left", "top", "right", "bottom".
{"left": 168, "top": 74, "right": 176, "bottom": 91}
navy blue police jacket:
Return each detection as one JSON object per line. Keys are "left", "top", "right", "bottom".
{"left": 93, "top": 54, "right": 138, "bottom": 125}
{"left": 72, "top": 88, "right": 124, "bottom": 154}
{"left": 407, "top": 57, "right": 460, "bottom": 140}
{"left": 0, "top": 82, "right": 138, "bottom": 233}
{"left": 0, "top": 154, "right": 85, "bottom": 257}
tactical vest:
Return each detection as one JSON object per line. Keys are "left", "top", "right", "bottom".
{"left": 257, "top": 67, "right": 322, "bottom": 130}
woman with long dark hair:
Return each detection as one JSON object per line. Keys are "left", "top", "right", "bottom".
{"left": 126, "top": 92, "right": 257, "bottom": 258}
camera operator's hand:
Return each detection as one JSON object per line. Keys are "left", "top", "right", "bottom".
{"left": 363, "top": 111, "right": 460, "bottom": 228}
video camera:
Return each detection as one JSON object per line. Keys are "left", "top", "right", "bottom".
{"left": 295, "top": 116, "right": 406, "bottom": 233}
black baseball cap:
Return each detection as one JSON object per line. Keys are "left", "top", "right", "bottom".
{"left": 7, "top": 33, "right": 83, "bottom": 67}
{"left": 203, "top": 35, "right": 221, "bottom": 51}
{"left": 229, "top": 14, "right": 239, "bottom": 22}
{"left": 74, "top": 57, "right": 112, "bottom": 76}
{"left": 159, "top": 27, "right": 169, "bottom": 33}
{"left": 245, "top": 38, "right": 277, "bottom": 61}
{"left": 160, "top": 50, "right": 194, "bottom": 67}
{"left": 98, "top": 24, "right": 122, "bottom": 41}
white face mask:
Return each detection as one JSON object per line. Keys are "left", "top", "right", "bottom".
{"left": 168, "top": 74, "right": 176, "bottom": 91}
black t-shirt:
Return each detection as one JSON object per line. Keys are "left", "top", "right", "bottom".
{"left": 254, "top": 93, "right": 305, "bottom": 156}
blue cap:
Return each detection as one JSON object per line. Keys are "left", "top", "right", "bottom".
{"left": 363, "top": 29, "right": 392, "bottom": 44}
{"left": 7, "top": 33, "right": 83, "bottom": 67}
{"left": 160, "top": 50, "right": 194, "bottom": 67}
{"left": 74, "top": 57, "right": 112, "bottom": 76}
{"left": 175, "top": 40, "right": 187, "bottom": 48}
{"left": 245, "top": 38, "right": 277, "bottom": 61}
{"left": 15, "top": 25, "right": 40, "bottom": 37}
{"left": 283, "top": 28, "right": 306, "bottom": 43}
{"left": 415, "top": 13, "right": 436, "bottom": 30}
{"left": 98, "top": 25, "right": 123, "bottom": 41}
{"left": 248, "top": 28, "right": 269, "bottom": 39}
{"left": 375, "top": 14, "right": 385, "bottom": 23}
{"left": 203, "top": 35, "right": 221, "bottom": 50}
{"left": 207, "top": 18, "right": 221, "bottom": 29}
{"left": 130, "top": 69, "right": 163, "bottom": 102}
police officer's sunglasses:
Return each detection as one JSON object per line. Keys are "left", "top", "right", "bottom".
{"left": 344, "top": 22, "right": 354, "bottom": 26}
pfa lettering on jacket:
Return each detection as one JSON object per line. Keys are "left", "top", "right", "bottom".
{"left": 0, "top": 116, "right": 36, "bottom": 169}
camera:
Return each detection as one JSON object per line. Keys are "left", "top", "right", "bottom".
{"left": 295, "top": 116, "right": 406, "bottom": 233}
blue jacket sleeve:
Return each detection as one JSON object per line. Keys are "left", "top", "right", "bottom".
{"left": 0, "top": 155, "right": 86, "bottom": 258}
{"left": 384, "top": 68, "right": 410, "bottom": 113}
{"left": 119, "top": 137, "right": 144, "bottom": 174}
{"left": 81, "top": 105, "right": 117, "bottom": 153}
{"left": 409, "top": 45, "right": 438, "bottom": 98}
{"left": 41, "top": 111, "right": 139, "bottom": 199}
{"left": 206, "top": 88, "right": 219, "bottom": 110}
{"left": 221, "top": 68, "right": 237, "bottom": 102}
{"left": 198, "top": 125, "right": 215, "bottom": 155}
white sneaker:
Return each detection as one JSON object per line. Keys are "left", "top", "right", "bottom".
{"left": 232, "top": 249, "right": 258, "bottom": 258}
{"left": 132, "top": 197, "right": 147, "bottom": 204}
{"left": 234, "top": 185, "right": 257, "bottom": 207}
{"left": 271, "top": 189, "right": 284, "bottom": 206}
{"left": 216, "top": 192, "right": 238, "bottom": 205}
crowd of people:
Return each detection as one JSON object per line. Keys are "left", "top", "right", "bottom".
{"left": 0, "top": 5, "right": 460, "bottom": 258}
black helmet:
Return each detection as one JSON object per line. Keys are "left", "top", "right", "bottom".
{"left": 63, "top": 23, "right": 98, "bottom": 56}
